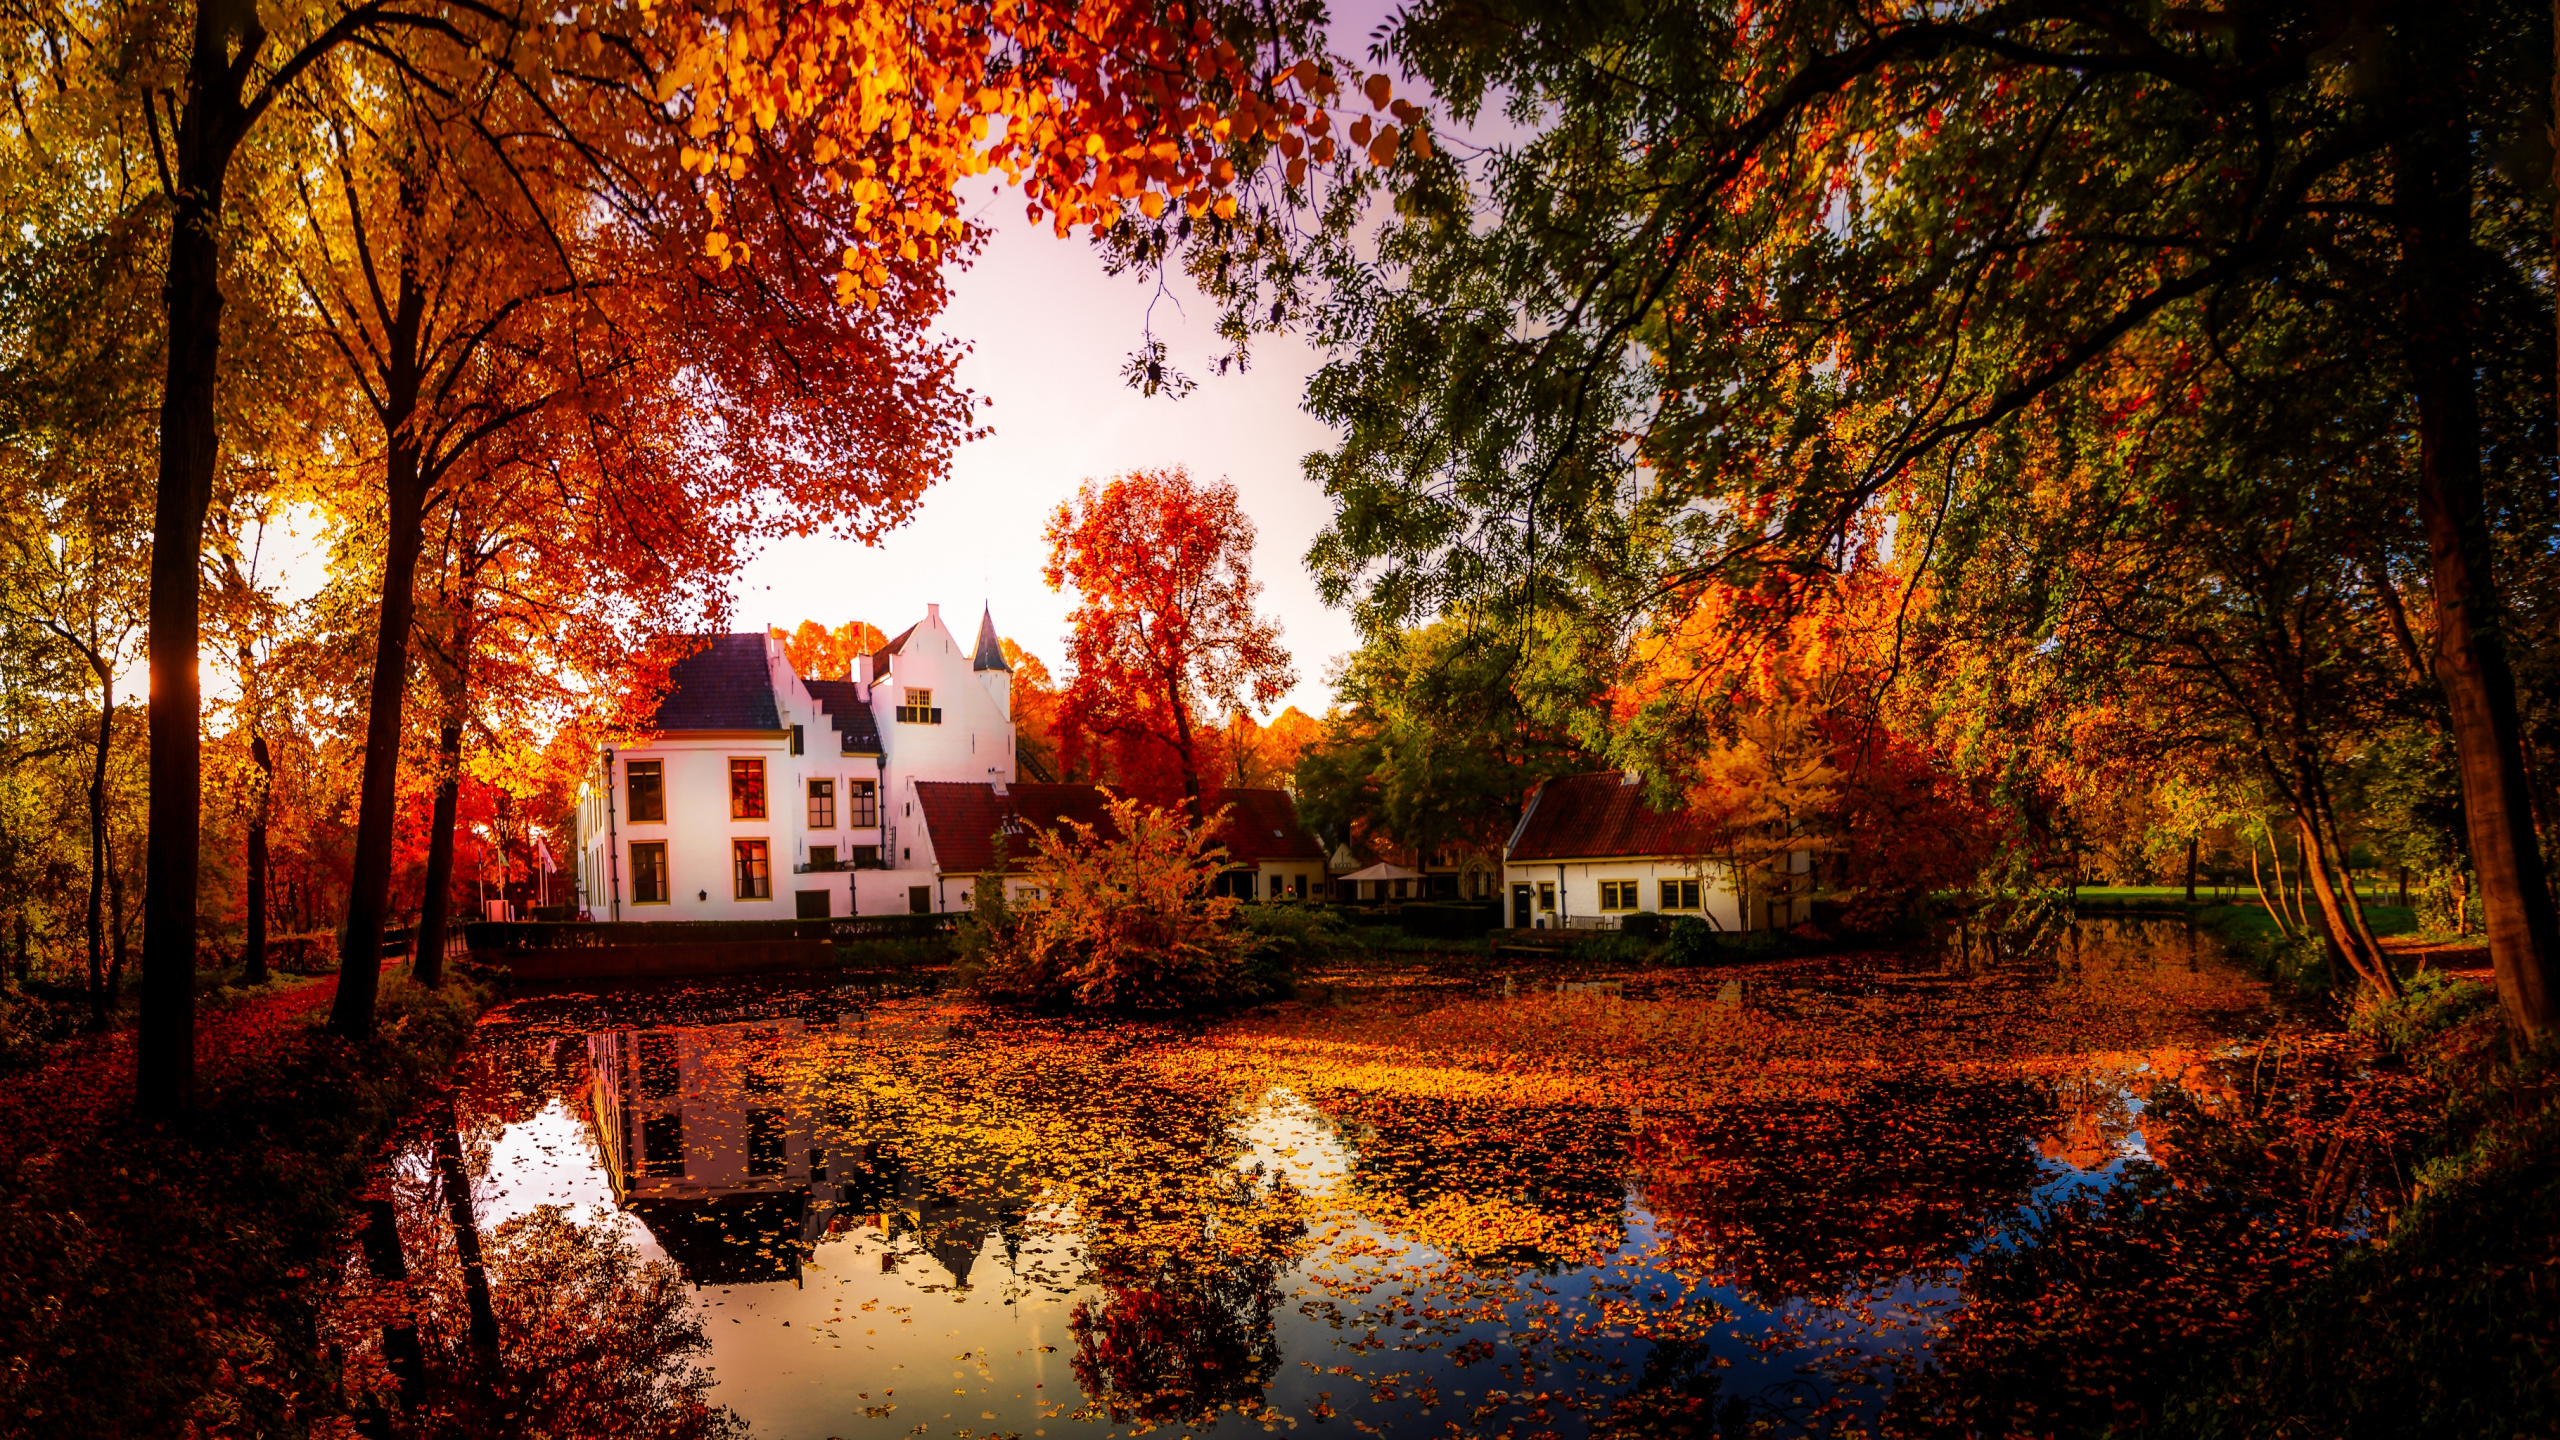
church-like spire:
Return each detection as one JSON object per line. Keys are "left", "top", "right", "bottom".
{"left": 971, "top": 605, "right": 1009, "bottom": 671}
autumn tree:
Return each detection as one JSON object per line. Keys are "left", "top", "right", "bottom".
{"left": 1045, "top": 468, "right": 1295, "bottom": 819}
{"left": 1301, "top": 2, "right": 2556, "bottom": 1032}
{"left": 773, "top": 621, "right": 890, "bottom": 682}
{"left": 14, "top": 0, "right": 1374, "bottom": 1107}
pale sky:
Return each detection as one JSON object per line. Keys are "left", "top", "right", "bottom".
{"left": 735, "top": 2, "right": 1426, "bottom": 720}
{"left": 730, "top": 187, "right": 1356, "bottom": 719}
{"left": 229, "top": 4, "right": 1434, "bottom": 720}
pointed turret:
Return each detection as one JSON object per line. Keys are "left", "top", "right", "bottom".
{"left": 971, "top": 606, "right": 1009, "bottom": 672}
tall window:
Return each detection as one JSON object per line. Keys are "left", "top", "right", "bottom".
{"left": 848, "top": 779, "right": 879, "bottom": 827}
{"left": 896, "top": 687, "right": 940, "bottom": 724}
{"left": 807, "top": 778, "right": 835, "bottom": 829}
{"left": 1537, "top": 882, "right": 1556, "bottom": 912}
{"left": 625, "top": 761, "right": 664, "bottom": 823}
{"left": 1599, "top": 880, "right": 1639, "bottom": 911}
{"left": 1659, "top": 877, "right": 1701, "bottom": 911}
{"left": 733, "top": 839, "right": 771, "bottom": 899}
{"left": 630, "top": 842, "right": 669, "bottom": 904}
{"left": 729, "top": 758, "right": 766, "bottom": 819}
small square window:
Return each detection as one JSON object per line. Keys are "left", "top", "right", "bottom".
{"left": 1659, "top": 877, "right": 1701, "bottom": 911}
{"left": 1599, "top": 880, "right": 1639, "bottom": 911}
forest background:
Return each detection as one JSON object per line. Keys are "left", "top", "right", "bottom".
{"left": 1, "top": 0, "right": 2556, "bottom": 1106}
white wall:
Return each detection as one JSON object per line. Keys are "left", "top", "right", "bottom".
{"left": 1499, "top": 854, "right": 1815, "bottom": 931}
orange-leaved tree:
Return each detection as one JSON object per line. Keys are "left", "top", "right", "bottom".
{"left": 773, "top": 621, "right": 890, "bottom": 682}
{"left": 971, "top": 790, "right": 1256, "bottom": 1011}
{"left": 1045, "top": 467, "right": 1294, "bottom": 820}
{"left": 17, "top": 0, "right": 1394, "bottom": 1109}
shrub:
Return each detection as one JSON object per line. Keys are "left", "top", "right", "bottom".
{"left": 969, "top": 792, "right": 1266, "bottom": 1011}
{"left": 1665, "top": 916, "right": 1720, "bottom": 966}
{"left": 1618, "top": 912, "right": 1665, "bottom": 941}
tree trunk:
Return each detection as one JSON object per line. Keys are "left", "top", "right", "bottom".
{"left": 2184, "top": 836, "right": 2197, "bottom": 905}
{"left": 1168, "top": 683, "right": 1205, "bottom": 825}
{"left": 87, "top": 669, "right": 112, "bottom": 1030}
{"left": 2395, "top": 48, "right": 2560, "bottom": 1036}
{"left": 327, "top": 238, "right": 431, "bottom": 1041}
{"left": 412, "top": 716, "right": 462, "bottom": 988}
{"left": 105, "top": 825, "right": 130, "bottom": 1002}
{"left": 244, "top": 731, "right": 271, "bottom": 985}
{"left": 435, "top": 1110, "right": 502, "bottom": 1373}
{"left": 140, "top": 0, "right": 264, "bottom": 1114}
{"left": 2251, "top": 838, "right": 2291, "bottom": 938}
{"left": 2298, "top": 812, "right": 2396, "bottom": 999}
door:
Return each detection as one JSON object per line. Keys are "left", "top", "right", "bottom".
{"left": 795, "top": 889, "right": 830, "bottom": 919}
{"left": 908, "top": 885, "right": 932, "bottom": 915}
{"left": 1511, "top": 883, "right": 1533, "bottom": 928}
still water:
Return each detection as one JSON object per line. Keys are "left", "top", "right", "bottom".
{"left": 373, "top": 919, "right": 2268, "bottom": 1437}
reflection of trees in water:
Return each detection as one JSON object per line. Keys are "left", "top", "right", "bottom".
{"left": 1588, "top": 1335, "right": 1755, "bottom": 1439}
{"left": 330, "top": 1193, "right": 743, "bottom": 1439}
{"left": 1068, "top": 1246, "right": 1290, "bottom": 1425}
{"left": 1632, "top": 1080, "right": 2054, "bottom": 1307}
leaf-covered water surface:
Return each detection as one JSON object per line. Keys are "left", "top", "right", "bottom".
{"left": 329, "top": 920, "right": 2423, "bottom": 1438}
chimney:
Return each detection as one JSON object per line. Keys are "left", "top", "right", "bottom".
{"left": 856, "top": 652, "right": 874, "bottom": 687}
{"left": 926, "top": 602, "right": 941, "bottom": 623}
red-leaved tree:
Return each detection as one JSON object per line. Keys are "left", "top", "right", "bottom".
{"left": 1044, "top": 468, "right": 1294, "bottom": 819}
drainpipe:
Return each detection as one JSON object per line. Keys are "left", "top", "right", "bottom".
{"left": 602, "top": 745, "right": 622, "bottom": 921}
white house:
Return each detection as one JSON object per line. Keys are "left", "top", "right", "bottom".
{"left": 1501, "top": 770, "right": 1812, "bottom": 931}
{"left": 570, "top": 603, "right": 1327, "bottom": 919}
{"left": 574, "top": 603, "right": 1024, "bottom": 919}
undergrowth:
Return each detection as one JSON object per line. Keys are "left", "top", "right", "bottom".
{"left": 0, "top": 976, "right": 485, "bottom": 1435}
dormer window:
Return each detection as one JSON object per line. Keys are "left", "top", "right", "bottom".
{"left": 896, "top": 687, "right": 942, "bottom": 724}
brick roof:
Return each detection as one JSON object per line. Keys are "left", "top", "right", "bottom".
{"left": 802, "top": 680, "right": 884, "bottom": 755}
{"left": 1210, "top": 788, "right": 1327, "bottom": 865}
{"left": 1506, "top": 771, "right": 1723, "bottom": 861}
{"left": 915, "top": 783, "right": 1323, "bottom": 873}
{"left": 651, "top": 635, "right": 781, "bottom": 732}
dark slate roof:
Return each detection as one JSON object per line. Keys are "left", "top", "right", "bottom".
{"left": 1506, "top": 771, "right": 1723, "bottom": 862}
{"left": 971, "top": 607, "right": 1009, "bottom": 671}
{"left": 916, "top": 782, "right": 1323, "bottom": 873}
{"left": 803, "top": 680, "right": 884, "bottom": 755}
{"left": 651, "top": 634, "right": 781, "bottom": 732}
{"left": 869, "top": 621, "right": 919, "bottom": 677}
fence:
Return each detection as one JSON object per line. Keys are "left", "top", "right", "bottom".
{"left": 460, "top": 913, "right": 956, "bottom": 984}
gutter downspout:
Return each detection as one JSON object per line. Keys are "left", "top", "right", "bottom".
{"left": 602, "top": 749, "right": 622, "bottom": 921}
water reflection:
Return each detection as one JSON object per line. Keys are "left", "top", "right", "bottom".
{"left": 338, "top": 922, "right": 2281, "bottom": 1438}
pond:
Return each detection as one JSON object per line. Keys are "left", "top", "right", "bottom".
{"left": 335, "top": 918, "right": 2283, "bottom": 1438}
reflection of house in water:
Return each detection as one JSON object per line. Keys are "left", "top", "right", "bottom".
{"left": 586, "top": 1016, "right": 1029, "bottom": 1289}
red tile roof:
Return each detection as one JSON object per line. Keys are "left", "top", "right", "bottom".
{"left": 1506, "top": 771, "right": 1723, "bottom": 862}
{"left": 915, "top": 783, "right": 1323, "bottom": 873}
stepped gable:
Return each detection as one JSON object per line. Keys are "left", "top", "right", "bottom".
{"left": 1203, "top": 788, "right": 1325, "bottom": 865}
{"left": 914, "top": 783, "right": 1121, "bottom": 872}
{"left": 971, "top": 607, "right": 1009, "bottom": 671}
{"left": 1506, "top": 770, "right": 1721, "bottom": 862}
{"left": 651, "top": 634, "right": 781, "bottom": 732}
{"left": 803, "top": 679, "right": 884, "bottom": 755}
